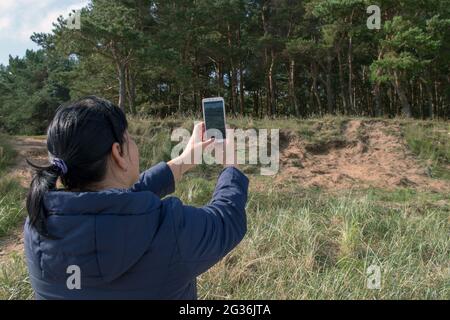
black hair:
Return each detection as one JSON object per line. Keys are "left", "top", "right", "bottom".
{"left": 26, "top": 96, "right": 128, "bottom": 236}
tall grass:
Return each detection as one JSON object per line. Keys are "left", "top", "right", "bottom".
{"left": 197, "top": 188, "right": 449, "bottom": 299}
{"left": 403, "top": 122, "right": 450, "bottom": 180}
{"left": 0, "top": 118, "right": 449, "bottom": 300}
{"left": 0, "top": 254, "right": 32, "bottom": 300}
{"left": 0, "top": 179, "right": 24, "bottom": 238}
{"left": 0, "top": 134, "right": 32, "bottom": 300}
{"left": 0, "top": 135, "right": 30, "bottom": 300}
{"left": 131, "top": 117, "right": 450, "bottom": 299}
{"left": 0, "top": 134, "right": 16, "bottom": 175}
{"left": 0, "top": 136, "right": 25, "bottom": 237}
{"left": 129, "top": 117, "right": 449, "bottom": 299}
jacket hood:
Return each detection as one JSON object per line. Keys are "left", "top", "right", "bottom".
{"left": 34, "top": 189, "right": 163, "bottom": 284}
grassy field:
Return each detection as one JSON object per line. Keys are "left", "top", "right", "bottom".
{"left": 403, "top": 122, "right": 450, "bottom": 180}
{"left": 0, "top": 135, "right": 32, "bottom": 300}
{"left": 0, "top": 117, "right": 449, "bottom": 300}
{"left": 127, "top": 116, "right": 450, "bottom": 299}
{"left": 0, "top": 136, "right": 25, "bottom": 238}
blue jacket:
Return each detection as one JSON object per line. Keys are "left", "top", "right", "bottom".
{"left": 24, "top": 163, "right": 249, "bottom": 299}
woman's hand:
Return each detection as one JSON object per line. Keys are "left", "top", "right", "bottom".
{"left": 168, "top": 122, "right": 214, "bottom": 182}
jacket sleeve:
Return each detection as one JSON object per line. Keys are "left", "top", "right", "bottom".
{"left": 130, "top": 162, "right": 175, "bottom": 198}
{"left": 169, "top": 166, "right": 249, "bottom": 278}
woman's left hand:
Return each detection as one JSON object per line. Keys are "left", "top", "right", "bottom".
{"left": 168, "top": 122, "right": 214, "bottom": 182}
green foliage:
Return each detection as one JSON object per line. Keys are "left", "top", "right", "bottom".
{"left": 370, "top": 15, "right": 440, "bottom": 84}
{"left": 0, "top": 50, "right": 72, "bottom": 134}
{"left": 1, "top": 0, "right": 449, "bottom": 132}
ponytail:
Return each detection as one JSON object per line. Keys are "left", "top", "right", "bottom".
{"left": 26, "top": 160, "right": 61, "bottom": 237}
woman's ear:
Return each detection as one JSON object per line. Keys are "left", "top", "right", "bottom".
{"left": 111, "top": 142, "right": 128, "bottom": 171}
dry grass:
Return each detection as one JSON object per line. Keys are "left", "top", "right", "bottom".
{"left": 0, "top": 117, "right": 449, "bottom": 299}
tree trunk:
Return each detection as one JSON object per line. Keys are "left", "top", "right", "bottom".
{"left": 261, "top": 2, "right": 275, "bottom": 117}
{"left": 348, "top": 35, "right": 354, "bottom": 112}
{"left": 259, "top": 89, "right": 263, "bottom": 118}
{"left": 326, "top": 56, "right": 334, "bottom": 114}
{"left": 424, "top": 80, "right": 434, "bottom": 119}
{"left": 288, "top": 57, "right": 300, "bottom": 116}
{"left": 253, "top": 91, "right": 259, "bottom": 117}
{"left": 336, "top": 48, "right": 348, "bottom": 113}
{"left": 178, "top": 88, "right": 183, "bottom": 113}
{"left": 218, "top": 61, "right": 224, "bottom": 96}
{"left": 267, "top": 49, "right": 276, "bottom": 116}
{"left": 318, "top": 57, "right": 334, "bottom": 114}
{"left": 239, "top": 62, "right": 245, "bottom": 115}
{"left": 387, "top": 87, "right": 393, "bottom": 116}
{"left": 227, "top": 23, "right": 238, "bottom": 115}
{"left": 126, "top": 66, "right": 136, "bottom": 114}
{"left": 231, "top": 66, "right": 238, "bottom": 114}
{"left": 373, "top": 82, "right": 382, "bottom": 117}
{"left": 393, "top": 71, "right": 412, "bottom": 117}
{"left": 372, "top": 50, "right": 384, "bottom": 117}
{"left": 227, "top": 71, "right": 234, "bottom": 114}
{"left": 194, "top": 51, "right": 200, "bottom": 113}
{"left": 311, "top": 62, "right": 323, "bottom": 113}
{"left": 237, "top": 25, "right": 245, "bottom": 115}
{"left": 117, "top": 62, "right": 127, "bottom": 111}
{"left": 434, "top": 80, "right": 440, "bottom": 118}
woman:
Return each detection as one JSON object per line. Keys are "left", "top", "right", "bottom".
{"left": 24, "top": 96, "right": 248, "bottom": 299}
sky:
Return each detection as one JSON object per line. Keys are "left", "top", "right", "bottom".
{"left": 0, "top": 0, "right": 89, "bottom": 66}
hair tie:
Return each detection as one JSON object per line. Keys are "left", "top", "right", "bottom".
{"left": 51, "top": 158, "right": 68, "bottom": 176}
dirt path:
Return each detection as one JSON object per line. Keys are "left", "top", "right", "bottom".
{"left": 7, "top": 136, "right": 48, "bottom": 187}
{"left": 0, "top": 136, "right": 47, "bottom": 264}
{"left": 276, "top": 120, "right": 450, "bottom": 192}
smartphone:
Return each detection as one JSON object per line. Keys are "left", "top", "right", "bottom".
{"left": 202, "top": 97, "right": 227, "bottom": 141}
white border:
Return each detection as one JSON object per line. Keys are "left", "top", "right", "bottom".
{"left": 202, "top": 97, "right": 227, "bottom": 142}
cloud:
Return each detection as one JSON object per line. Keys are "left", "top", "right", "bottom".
{"left": 17, "top": 9, "right": 68, "bottom": 39}
{"left": 0, "top": 16, "right": 12, "bottom": 29}
{"left": 1, "top": 0, "right": 88, "bottom": 41}
{"left": 0, "top": 0, "right": 89, "bottom": 65}
{"left": 0, "top": 2, "right": 16, "bottom": 12}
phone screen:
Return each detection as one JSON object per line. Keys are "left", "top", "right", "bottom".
{"left": 203, "top": 100, "right": 226, "bottom": 140}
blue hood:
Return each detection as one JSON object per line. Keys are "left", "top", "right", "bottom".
{"left": 39, "top": 189, "right": 161, "bottom": 284}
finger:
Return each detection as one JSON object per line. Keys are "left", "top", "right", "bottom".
{"left": 201, "top": 138, "right": 215, "bottom": 148}
{"left": 192, "top": 122, "right": 204, "bottom": 142}
{"left": 200, "top": 122, "right": 205, "bottom": 140}
{"left": 193, "top": 121, "right": 204, "bottom": 132}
